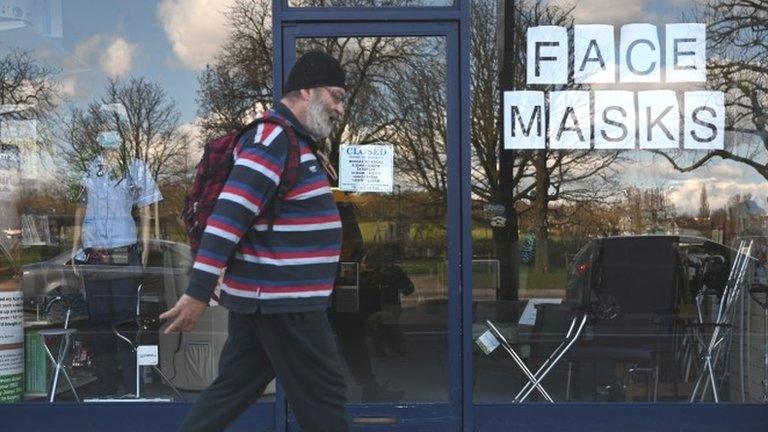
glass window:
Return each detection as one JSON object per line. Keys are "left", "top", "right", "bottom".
{"left": 471, "top": 0, "right": 768, "bottom": 404}
{"left": 0, "top": 0, "right": 253, "bottom": 404}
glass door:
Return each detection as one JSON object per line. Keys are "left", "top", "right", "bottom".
{"left": 281, "top": 22, "right": 464, "bottom": 431}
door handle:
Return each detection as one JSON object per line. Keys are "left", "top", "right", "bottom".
{"left": 352, "top": 416, "right": 398, "bottom": 425}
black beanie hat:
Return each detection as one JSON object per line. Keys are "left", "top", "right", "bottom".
{"left": 284, "top": 51, "right": 346, "bottom": 94}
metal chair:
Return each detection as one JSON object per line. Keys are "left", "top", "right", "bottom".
{"left": 689, "top": 239, "right": 754, "bottom": 402}
{"left": 749, "top": 281, "right": 768, "bottom": 402}
{"left": 476, "top": 304, "right": 588, "bottom": 403}
{"left": 111, "top": 283, "right": 183, "bottom": 401}
{"left": 39, "top": 296, "right": 80, "bottom": 402}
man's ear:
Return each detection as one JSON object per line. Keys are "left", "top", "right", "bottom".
{"left": 300, "top": 88, "right": 313, "bottom": 101}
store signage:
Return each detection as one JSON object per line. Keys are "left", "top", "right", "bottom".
{"left": 0, "top": 292, "right": 23, "bottom": 403}
{"left": 339, "top": 144, "right": 394, "bottom": 193}
{"left": 504, "top": 23, "right": 724, "bottom": 150}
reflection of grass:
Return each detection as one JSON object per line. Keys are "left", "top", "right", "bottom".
{"left": 403, "top": 260, "right": 441, "bottom": 275}
{"left": 521, "top": 267, "right": 568, "bottom": 291}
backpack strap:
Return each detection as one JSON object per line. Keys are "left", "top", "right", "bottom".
{"left": 245, "top": 113, "right": 301, "bottom": 232}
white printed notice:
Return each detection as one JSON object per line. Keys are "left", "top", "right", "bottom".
{"left": 504, "top": 91, "right": 546, "bottom": 150}
{"left": 0, "top": 292, "right": 22, "bottom": 345}
{"left": 548, "top": 91, "right": 591, "bottom": 149}
{"left": 527, "top": 25, "right": 568, "bottom": 85}
{"left": 638, "top": 90, "right": 680, "bottom": 149}
{"left": 665, "top": 23, "right": 707, "bottom": 83}
{"left": 574, "top": 24, "right": 615, "bottom": 84}
{"left": 0, "top": 292, "right": 23, "bottom": 403}
{"left": 339, "top": 144, "right": 394, "bottom": 193}
{"left": 594, "top": 90, "right": 636, "bottom": 149}
{"left": 620, "top": 23, "right": 661, "bottom": 83}
{"left": 684, "top": 91, "right": 724, "bottom": 150}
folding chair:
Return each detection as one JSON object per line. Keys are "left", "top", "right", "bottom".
{"left": 477, "top": 307, "right": 588, "bottom": 403}
{"left": 85, "top": 283, "right": 184, "bottom": 402}
{"left": 39, "top": 295, "right": 80, "bottom": 402}
{"left": 689, "top": 239, "right": 754, "bottom": 402}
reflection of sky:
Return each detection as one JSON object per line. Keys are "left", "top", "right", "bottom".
{"left": 0, "top": 0, "right": 763, "bottom": 215}
{"left": 545, "top": 0, "right": 768, "bottom": 214}
{"left": 0, "top": 0, "right": 200, "bottom": 121}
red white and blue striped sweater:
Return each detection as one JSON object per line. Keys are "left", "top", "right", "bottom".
{"left": 185, "top": 103, "right": 342, "bottom": 313}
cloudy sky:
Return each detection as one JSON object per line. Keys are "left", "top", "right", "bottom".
{"left": 0, "top": 0, "right": 237, "bottom": 122}
{"left": 0, "top": 0, "right": 764, "bottom": 214}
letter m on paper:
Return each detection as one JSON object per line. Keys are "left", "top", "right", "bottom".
{"left": 504, "top": 91, "right": 546, "bottom": 149}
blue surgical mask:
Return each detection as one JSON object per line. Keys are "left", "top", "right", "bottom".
{"left": 98, "top": 131, "right": 121, "bottom": 150}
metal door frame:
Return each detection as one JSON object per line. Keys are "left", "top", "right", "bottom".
{"left": 272, "top": 1, "right": 473, "bottom": 431}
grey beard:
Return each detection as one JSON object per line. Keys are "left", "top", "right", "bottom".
{"left": 305, "top": 97, "right": 334, "bottom": 140}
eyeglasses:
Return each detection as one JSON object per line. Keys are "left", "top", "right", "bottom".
{"left": 325, "top": 87, "right": 347, "bottom": 105}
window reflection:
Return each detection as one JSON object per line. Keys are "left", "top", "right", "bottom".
{"left": 471, "top": 0, "right": 768, "bottom": 404}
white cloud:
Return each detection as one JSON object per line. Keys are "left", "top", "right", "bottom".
{"left": 157, "top": 0, "right": 234, "bottom": 70}
{"left": 73, "top": 35, "right": 138, "bottom": 78}
{"left": 101, "top": 37, "right": 137, "bottom": 78}
{"left": 177, "top": 121, "right": 205, "bottom": 163}
{"left": 667, "top": 159, "right": 767, "bottom": 215}
{"left": 74, "top": 35, "right": 102, "bottom": 65}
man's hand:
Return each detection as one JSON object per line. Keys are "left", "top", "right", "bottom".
{"left": 160, "top": 294, "right": 207, "bottom": 334}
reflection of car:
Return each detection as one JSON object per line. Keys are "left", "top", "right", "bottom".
{"left": 564, "top": 235, "right": 733, "bottom": 317}
{"left": 540, "top": 235, "right": 737, "bottom": 401}
{"left": 20, "top": 239, "right": 193, "bottom": 312}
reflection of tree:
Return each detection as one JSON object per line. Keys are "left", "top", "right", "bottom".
{"left": 0, "top": 50, "right": 61, "bottom": 267}
{"left": 657, "top": 1, "right": 768, "bottom": 181}
{"left": 196, "top": 0, "right": 274, "bottom": 140}
{"left": 472, "top": 0, "right": 621, "bottom": 276}
{"left": 0, "top": 50, "right": 59, "bottom": 123}
{"left": 196, "top": 0, "right": 425, "bottom": 161}
{"left": 385, "top": 45, "right": 447, "bottom": 206}
{"left": 61, "top": 78, "right": 190, "bottom": 186}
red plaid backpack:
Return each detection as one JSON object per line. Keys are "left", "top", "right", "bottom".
{"left": 181, "top": 114, "right": 301, "bottom": 254}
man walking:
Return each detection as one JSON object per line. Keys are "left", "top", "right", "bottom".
{"left": 161, "top": 51, "right": 350, "bottom": 432}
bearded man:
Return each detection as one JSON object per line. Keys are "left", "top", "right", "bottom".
{"left": 161, "top": 51, "right": 350, "bottom": 432}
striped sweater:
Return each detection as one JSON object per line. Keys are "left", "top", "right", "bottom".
{"left": 185, "top": 103, "right": 342, "bottom": 313}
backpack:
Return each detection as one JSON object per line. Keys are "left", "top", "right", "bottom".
{"left": 181, "top": 113, "right": 301, "bottom": 254}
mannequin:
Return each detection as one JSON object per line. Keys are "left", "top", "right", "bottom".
{"left": 70, "top": 130, "right": 162, "bottom": 396}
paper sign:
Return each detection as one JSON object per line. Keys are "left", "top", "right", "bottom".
{"left": 666, "top": 23, "right": 707, "bottom": 83}
{"left": 638, "top": 90, "right": 680, "bottom": 149}
{"left": 137, "top": 345, "right": 159, "bottom": 366}
{"left": 684, "top": 91, "right": 724, "bottom": 150}
{"left": 0, "top": 349, "right": 23, "bottom": 403}
{"left": 548, "top": 91, "right": 591, "bottom": 149}
{"left": 476, "top": 330, "right": 500, "bottom": 355}
{"left": 504, "top": 91, "right": 546, "bottom": 149}
{"left": 518, "top": 298, "right": 562, "bottom": 326}
{"left": 574, "top": 25, "right": 616, "bottom": 83}
{"left": 620, "top": 24, "right": 661, "bottom": 83}
{"left": 527, "top": 26, "right": 568, "bottom": 85}
{"left": 594, "top": 91, "right": 636, "bottom": 149}
{"left": 339, "top": 144, "right": 394, "bottom": 193}
{"left": 0, "top": 292, "right": 23, "bottom": 345}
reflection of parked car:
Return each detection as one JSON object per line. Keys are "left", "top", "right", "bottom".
{"left": 550, "top": 235, "right": 735, "bottom": 401}
{"left": 564, "top": 235, "right": 732, "bottom": 318}
{"left": 20, "top": 239, "right": 193, "bottom": 313}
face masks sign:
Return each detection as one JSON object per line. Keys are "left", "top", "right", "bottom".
{"left": 504, "top": 23, "right": 724, "bottom": 150}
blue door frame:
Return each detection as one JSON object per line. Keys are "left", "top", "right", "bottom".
{"left": 273, "top": 8, "right": 473, "bottom": 432}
